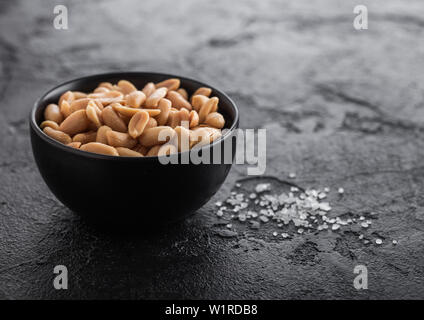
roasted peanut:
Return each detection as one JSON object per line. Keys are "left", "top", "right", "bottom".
{"left": 155, "top": 98, "right": 172, "bottom": 126}
{"left": 40, "top": 120, "right": 60, "bottom": 130}
{"left": 167, "top": 109, "right": 180, "bottom": 128}
{"left": 156, "top": 78, "right": 180, "bottom": 91}
{"left": 178, "top": 108, "right": 190, "bottom": 128}
{"left": 86, "top": 101, "right": 103, "bottom": 128}
{"left": 98, "top": 82, "right": 114, "bottom": 90}
{"left": 145, "top": 117, "right": 158, "bottom": 130}
{"left": 88, "top": 90, "right": 124, "bottom": 106}
{"left": 191, "top": 94, "right": 209, "bottom": 112}
{"left": 174, "top": 126, "right": 190, "bottom": 152}
{"left": 102, "top": 105, "right": 127, "bottom": 132}
{"left": 127, "top": 90, "right": 146, "bottom": 108}
{"left": 189, "top": 110, "right": 199, "bottom": 128}
{"left": 94, "top": 87, "right": 110, "bottom": 94}
{"left": 145, "top": 87, "right": 168, "bottom": 107}
{"left": 139, "top": 126, "right": 175, "bottom": 147}
{"left": 80, "top": 142, "right": 119, "bottom": 156}
{"left": 96, "top": 125, "right": 112, "bottom": 144}
{"left": 142, "top": 82, "right": 155, "bottom": 97}
{"left": 199, "top": 97, "right": 218, "bottom": 123}
{"left": 193, "top": 87, "right": 212, "bottom": 98}
{"left": 204, "top": 112, "right": 225, "bottom": 129}
{"left": 166, "top": 90, "right": 192, "bottom": 111}
{"left": 60, "top": 100, "right": 72, "bottom": 118}
{"left": 133, "top": 144, "right": 149, "bottom": 155}
{"left": 59, "top": 109, "right": 90, "bottom": 135}
{"left": 43, "top": 127, "right": 72, "bottom": 144}
{"left": 73, "top": 131, "right": 97, "bottom": 144}
{"left": 106, "top": 130, "right": 137, "bottom": 148}
{"left": 177, "top": 88, "right": 188, "bottom": 100}
{"left": 44, "top": 103, "right": 63, "bottom": 124}
{"left": 146, "top": 145, "right": 161, "bottom": 156}
{"left": 70, "top": 98, "right": 90, "bottom": 113}
{"left": 59, "top": 91, "right": 74, "bottom": 108}
{"left": 67, "top": 142, "right": 81, "bottom": 149}
{"left": 112, "top": 103, "right": 160, "bottom": 117}
{"left": 117, "top": 80, "right": 137, "bottom": 95}
{"left": 128, "top": 110, "right": 149, "bottom": 138}
{"left": 116, "top": 147, "right": 143, "bottom": 157}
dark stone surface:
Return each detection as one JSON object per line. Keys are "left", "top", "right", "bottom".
{"left": 1, "top": 0, "right": 424, "bottom": 299}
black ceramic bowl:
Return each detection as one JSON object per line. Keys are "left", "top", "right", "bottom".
{"left": 30, "top": 72, "right": 239, "bottom": 226}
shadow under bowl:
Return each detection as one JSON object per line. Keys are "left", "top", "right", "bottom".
{"left": 30, "top": 72, "right": 239, "bottom": 227}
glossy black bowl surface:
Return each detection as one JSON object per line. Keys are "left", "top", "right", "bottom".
{"left": 30, "top": 72, "right": 239, "bottom": 226}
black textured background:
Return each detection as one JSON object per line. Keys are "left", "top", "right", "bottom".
{"left": 1, "top": 0, "right": 424, "bottom": 299}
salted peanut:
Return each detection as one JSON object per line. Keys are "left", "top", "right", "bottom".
{"left": 191, "top": 95, "right": 208, "bottom": 112}
{"left": 96, "top": 125, "right": 112, "bottom": 144}
{"left": 40, "top": 120, "right": 60, "bottom": 130}
{"left": 127, "top": 90, "right": 146, "bottom": 108}
{"left": 67, "top": 142, "right": 81, "bottom": 149}
{"left": 117, "top": 80, "right": 137, "bottom": 95}
{"left": 80, "top": 142, "right": 119, "bottom": 156}
{"left": 73, "top": 91, "right": 87, "bottom": 99}
{"left": 178, "top": 108, "right": 190, "bottom": 128}
{"left": 193, "top": 87, "right": 212, "bottom": 97}
{"left": 59, "top": 109, "right": 89, "bottom": 135}
{"left": 146, "top": 145, "right": 161, "bottom": 156}
{"left": 158, "top": 143, "right": 177, "bottom": 156}
{"left": 145, "top": 87, "right": 168, "bottom": 107}
{"left": 101, "top": 105, "right": 127, "bottom": 132}
{"left": 174, "top": 126, "right": 190, "bottom": 152}
{"left": 99, "top": 82, "right": 114, "bottom": 90}
{"left": 166, "top": 90, "right": 192, "bottom": 111}
{"left": 94, "top": 87, "right": 110, "bottom": 94}
{"left": 205, "top": 112, "right": 225, "bottom": 129}
{"left": 44, "top": 103, "right": 63, "bottom": 124}
{"left": 142, "top": 82, "right": 155, "bottom": 97}
{"left": 116, "top": 147, "right": 143, "bottom": 157}
{"left": 88, "top": 91, "right": 124, "bottom": 106}
{"left": 155, "top": 98, "right": 171, "bottom": 126}
{"left": 43, "top": 127, "right": 72, "bottom": 144}
{"left": 156, "top": 78, "right": 180, "bottom": 91}
{"left": 133, "top": 144, "right": 148, "bottom": 155}
{"left": 73, "top": 131, "right": 97, "bottom": 144}
{"left": 60, "top": 100, "right": 72, "bottom": 118}
{"left": 189, "top": 110, "right": 199, "bottom": 128}
{"left": 106, "top": 130, "right": 137, "bottom": 148}
{"left": 199, "top": 97, "right": 218, "bottom": 123}
{"left": 167, "top": 109, "right": 180, "bottom": 128}
{"left": 112, "top": 103, "right": 160, "bottom": 117}
{"left": 59, "top": 91, "right": 74, "bottom": 108}
{"left": 145, "top": 117, "right": 157, "bottom": 130}
{"left": 190, "top": 127, "right": 222, "bottom": 148}
{"left": 69, "top": 98, "right": 90, "bottom": 113}
{"left": 93, "top": 99, "right": 104, "bottom": 110}
{"left": 86, "top": 101, "right": 103, "bottom": 128}
{"left": 177, "top": 88, "right": 188, "bottom": 100}
{"left": 128, "top": 110, "right": 149, "bottom": 138}
{"left": 139, "top": 126, "right": 175, "bottom": 147}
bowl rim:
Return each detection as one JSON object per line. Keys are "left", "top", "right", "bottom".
{"left": 30, "top": 71, "right": 239, "bottom": 161}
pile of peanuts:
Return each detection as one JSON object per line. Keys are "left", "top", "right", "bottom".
{"left": 40, "top": 79, "right": 225, "bottom": 157}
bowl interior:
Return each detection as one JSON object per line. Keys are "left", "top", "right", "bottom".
{"left": 33, "top": 72, "right": 238, "bottom": 147}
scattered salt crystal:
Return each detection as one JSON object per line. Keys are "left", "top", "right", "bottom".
{"left": 290, "top": 186, "right": 299, "bottom": 192}
{"left": 324, "top": 187, "right": 330, "bottom": 193}
{"left": 318, "top": 192, "right": 326, "bottom": 199}
{"left": 226, "top": 224, "right": 232, "bottom": 229}
{"left": 235, "top": 183, "right": 241, "bottom": 187}
{"left": 332, "top": 224, "right": 340, "bottom": 231}
{"left": 249, "top": 193, "right": 257, "bottom": 199}
{"left": 289, "top": 172, "right": 296, "bottom": 179}
{"left": 392, "top": 240, "right": 398, "bottom": 245}
{"left": 361, "top": 222, "right": 369, "bottom": 228}
{"left": 215, "top": 201, "right": 222, "bottom": 207}
{"left": 216, "top": 211, "right": 223, "bottom": 217}
{"left": 273, "top": 232, "right": 278, "bottom": 237}
{"left": 359, "top": 216, "right": 365, "bottom": 221}
{"left": 319, "top": 203, "right": 332, "bottom": 212}
{"left": 358, "top": 234, "right": 364, "bottom": 240}
{"left": 375, "top": 239, "right": 383, "bottom": 245}
{"left": 338, "top": 188, "right": 344, "bottom": 194}
{"left": 297, "top": 228, "right": 304, "bottom": 234}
